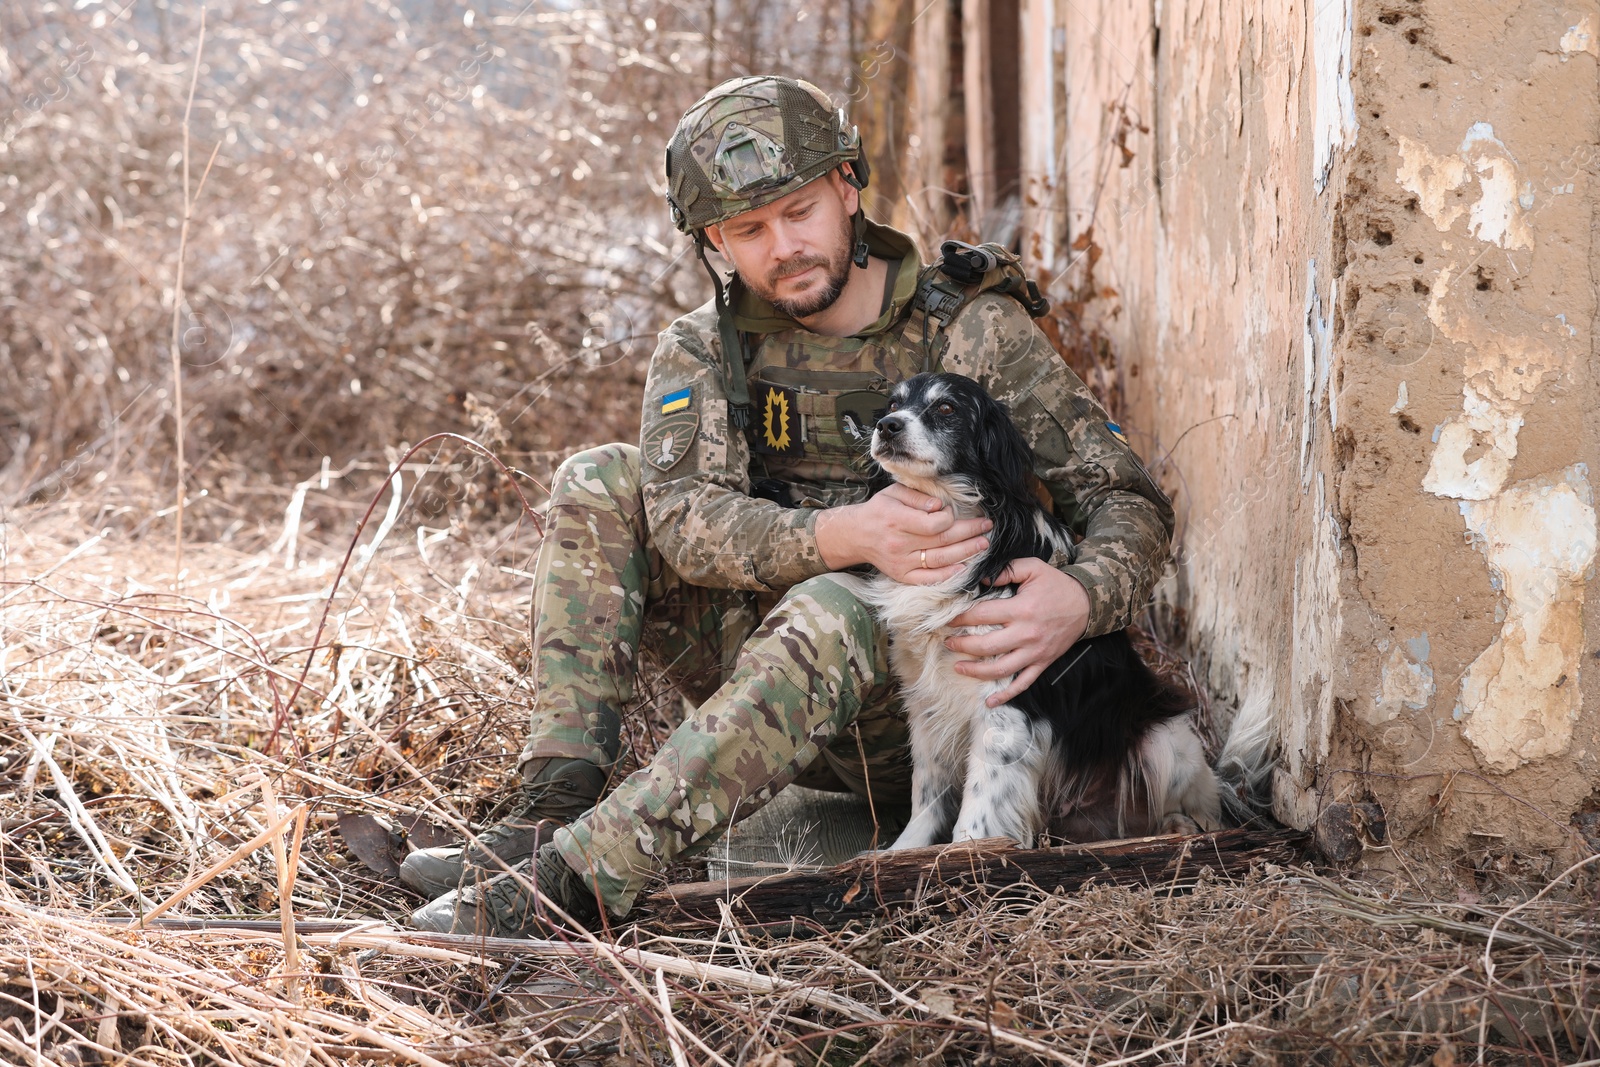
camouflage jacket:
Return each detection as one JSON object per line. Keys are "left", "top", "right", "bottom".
{"left": 637, "top": 221, "right": 1174, "bottom": 638}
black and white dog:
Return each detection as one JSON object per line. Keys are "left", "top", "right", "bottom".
{"left": 854, "top": 372, "right": 1265, "bottom": 850}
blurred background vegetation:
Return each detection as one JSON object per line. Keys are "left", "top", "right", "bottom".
{"left": 0, "top": 0, "right": 887, "bottom": 523}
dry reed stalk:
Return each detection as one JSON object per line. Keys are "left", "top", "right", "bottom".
{"left": 166, "top": 7, "right": 220, "bottom": 596}
{"left": 655, "top": 981, "right": 738, "bottom": 1067}
{"left": 139, "top": 803, "right": 303, "bottom": 927}
{"left": 654, "top": 968, "right": 691, "bottom": 1067}
{"left": 259, "top": 773, "right": 308, "bottom": 1004}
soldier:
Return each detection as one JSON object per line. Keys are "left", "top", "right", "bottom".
{"left": 407, "top": 75, "right": 1174, "bottom": 935}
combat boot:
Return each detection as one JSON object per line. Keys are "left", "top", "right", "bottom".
{"left": 398, "top": 757, "right": 606, "bottom": 899}
{"left": 410, "top": 841, "right": 603, "bottom": 936}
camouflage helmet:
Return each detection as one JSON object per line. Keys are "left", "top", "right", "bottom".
{"left": 665, "top": 75, "right": 868, "bottom": 234}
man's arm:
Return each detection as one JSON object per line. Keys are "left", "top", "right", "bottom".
{"left": 944, "top": 293, "right": 1175, "bottom": 633}
{"left": 638, "top": 310, "right": 827, "bottom": 591}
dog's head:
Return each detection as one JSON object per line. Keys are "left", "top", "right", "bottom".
{"left": 870, "top": 372, "right": 1034, "bottom": 507}
{"left": 871, "top": 373, "right": 1061, "bottom": 588}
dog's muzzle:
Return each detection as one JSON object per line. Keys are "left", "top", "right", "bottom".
{"left": 871, "top": 413, "right": 906, "bottom": 460}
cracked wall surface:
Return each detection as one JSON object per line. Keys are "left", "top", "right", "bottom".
{"left": 1052, "top": 0, "right": 1600, "bottom": 865}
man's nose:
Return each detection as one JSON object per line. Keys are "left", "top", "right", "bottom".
{"left": 876, "top": 413, "right": 905, "bottom": 438}
{"left": 769, "top": 219, "right": 805, "bottom": 260}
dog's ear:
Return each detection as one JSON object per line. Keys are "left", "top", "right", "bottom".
{"left": 965, "top": 392, "right": 1049, "bottom": 590}
{"left": 978, "top": 394, "right": 1037, "bottom": 504}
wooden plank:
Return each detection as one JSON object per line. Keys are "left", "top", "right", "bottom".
{"left": 908, "top": 0, "right": 955, "bottom": 241}
{"left": 1018, "top": 0, "right": 1056, "bottom": 268}
{"left": 646, "top": 827, "right": 1308, "bottom": 929}
{"left": 963, "top": 0, "right": 994, "bottom": 228}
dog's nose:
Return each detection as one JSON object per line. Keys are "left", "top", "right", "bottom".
{"left": 876, "top": 413, "right": 905, "bottom": 438}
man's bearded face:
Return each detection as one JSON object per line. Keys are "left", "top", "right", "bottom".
{"left": 709, "top": 172, "right": 859, "bottom": 321}
{"left": 742, "top": 208, "right": 855, "bottom": 319}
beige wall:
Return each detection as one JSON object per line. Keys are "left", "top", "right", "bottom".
{"left": 1035, "top": 0, "right": 1600, "bottom": 863}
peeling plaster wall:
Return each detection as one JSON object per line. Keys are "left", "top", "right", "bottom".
{"left": 1332, "top": 2, "right": 1598, "bottom": 858}
{"left": 1055, "top": 0, "right": 1600, "bottom": 861}
{"left": 1054, "top": 0, "right": 1340, "bottom": 831}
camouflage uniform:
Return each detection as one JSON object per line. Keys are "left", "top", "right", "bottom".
{"left": 523, "top": 216, "right": 1175, "bottom": 916}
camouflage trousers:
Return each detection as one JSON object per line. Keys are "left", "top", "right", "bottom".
{"left": 524, "top": 443, "right": 912, "bottom": 916}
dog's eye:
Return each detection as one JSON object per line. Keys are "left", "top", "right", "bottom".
{"left": 888, "top": 400, "right": 900, "bottom": 411}
{"left": 934, "top": 401, "right": 955, "bottom": 416}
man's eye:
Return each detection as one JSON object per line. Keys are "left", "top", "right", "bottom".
{"left": 935, "top": 401, "right": 955, "bottom": 415}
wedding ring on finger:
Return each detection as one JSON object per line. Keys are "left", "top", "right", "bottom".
{"left": 920, "top": 549, "right": 927, "bottom": 568}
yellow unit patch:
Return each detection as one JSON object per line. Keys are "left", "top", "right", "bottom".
{"left": 752, "top": 383, "right": 802, "bottom": 457}
{"left": 763, "top": 390, "right": 791, "bottom": 450}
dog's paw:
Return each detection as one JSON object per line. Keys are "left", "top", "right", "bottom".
{"left": 882, "top": 828, "right": 941, "bottom": 851}
{"left": 1160, "top": 813, "right": 1203, "bottom": 836}
{"left": 853, "top": 847, "right": 896, "bottom": 860}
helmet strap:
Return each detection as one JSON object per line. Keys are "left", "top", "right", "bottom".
{"left": 840, "top": 162, "right": 871, "bottom": 269}
{"left": 694, "top": 234, "right": 752, "bottom": 429}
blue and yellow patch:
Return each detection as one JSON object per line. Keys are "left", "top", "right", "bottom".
{"left": 660, "top": 387, "right": 692, "bottom": 414}
{"left": 1106, "top": 421, "right": 1129, "bottom": 445}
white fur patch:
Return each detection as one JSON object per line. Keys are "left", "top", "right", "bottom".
{"left": 1138, "top": 717, "right": 1222, "bottom": 832}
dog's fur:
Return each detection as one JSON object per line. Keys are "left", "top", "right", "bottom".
{"left": 852, "top": 372, "right": 1265, "bottom": 850}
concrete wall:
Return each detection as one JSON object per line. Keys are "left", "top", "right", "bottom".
{"left": 1038, "top": 0, "right": 1600, "bottom": 867}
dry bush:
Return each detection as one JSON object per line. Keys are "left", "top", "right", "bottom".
{"left": 1, "top": 0, "right": 865, "bottom": 511}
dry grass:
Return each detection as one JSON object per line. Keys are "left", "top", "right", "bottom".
{"left": 4, "top": 483, "right": 1600, "bottom": 1066}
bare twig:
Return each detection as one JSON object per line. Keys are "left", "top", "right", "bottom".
{"left": 168, "top": 7, "right": 210, "bottom": 593}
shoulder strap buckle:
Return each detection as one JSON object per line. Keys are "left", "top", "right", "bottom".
{"left": 934, "top": 239, "right": 1052, "bottom": 319}
{"left": 996, "top": 275, "right": 1051, "bottom": 318}
{"left": 914, "top": 277, "right": 965, "bottom": 326}
{"left": 938, "top": 240, "right": 1001, "bottom": 285}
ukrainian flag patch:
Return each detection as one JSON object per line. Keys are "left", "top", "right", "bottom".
{"left": 660, "top": 387, "right": 692, "bottom": 414}
{"left": 1106, "top": 421, "right": 1129, "bottom": 445}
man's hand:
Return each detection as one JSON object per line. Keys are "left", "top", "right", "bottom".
{"left": 815, "top": 484, "right": 992, "bottom": 584}
{"left": 945, "top": 558, "right": 1090, "bottom": 706}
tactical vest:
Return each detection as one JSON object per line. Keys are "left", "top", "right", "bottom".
{"left": 740, "top": 240, "right": 1050, "bottom": 509}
